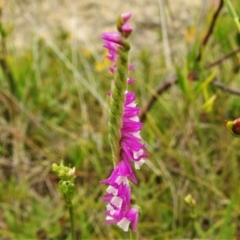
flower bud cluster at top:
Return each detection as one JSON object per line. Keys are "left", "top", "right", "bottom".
{"left": 100, "top": 12, "right": 148, "bottom": 232}
{"left": 52, "top": 162, "right": 76, "bottom": 205}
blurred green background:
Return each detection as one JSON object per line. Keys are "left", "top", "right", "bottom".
{"left": 1, "top": 0, "right": 240, "bottom": 239}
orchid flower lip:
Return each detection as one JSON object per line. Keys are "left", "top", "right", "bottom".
{"left": 116, "top": 176, "right": 129, "bottom": 185}
{"left": 106, "top": 204, "right": 116, "bottom": 215}
{"left": 111, "top": 196, "right": 123, "bottom": 208}
{"left": 117, "top": 217, "right": 131, "bottom": 232}
{"left": 134, "top": 159, "right": 145, "bottom": 170}
{"left": 106, "top": 185, "right": 118, "bottom": 195}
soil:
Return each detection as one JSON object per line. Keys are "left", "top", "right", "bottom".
{"left": 3, "top": 0, "right": 206, "bottom": 54}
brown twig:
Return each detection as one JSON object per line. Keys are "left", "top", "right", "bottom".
{"left": 212, "top": 80, "right": 240, "bottom": 95}
{"left": 140, "top": 76, "right": 240, "bottom": 122}
{"left": 205, "top": 47, "right": 240, "bottom": 68}
{"left": 139, "top": 0, "right": 239, "bottom": 122}
{"left": 139, "top": 75, "right": 177, "bottom": 122}
{"left": 196, "top": 0, "right": 224, "bottom": 62}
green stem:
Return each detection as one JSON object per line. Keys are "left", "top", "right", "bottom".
{"left": 225, "top": 0, "right": 240, "bottom": 33}
{"left": 129, "top": 230, "right": 133, "bottom": 240}
{"left": 190, "top": 206, "right": 196, "bottom": 240}
{"left": 108, "top": 40, "right": 130, "bottom": 167}
{"left": 69, "top": 204, "right": 75, "bottom": 240}
{"left": 129, "top": 230, "right": 138, "bottom": 240}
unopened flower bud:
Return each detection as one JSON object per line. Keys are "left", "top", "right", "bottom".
{"left": 121, "top": 12, "right": 132, "bottom": 23}
{"left": 184, "top": 194, "right": 196, "bottom": 207}
{"left": 121, "top": 23, "right": 133, "bottom": 35}
{"left": 59, "top": 180, "right": 75, "bottom": 203}
{"left": 52, "top": 161, "right": 76, "bottom": 180}
{"left": 69, "top": 167, "right": 76, "bottom": 177}
{"left": 225, "top": 118, "right": 240, "bottom": 137}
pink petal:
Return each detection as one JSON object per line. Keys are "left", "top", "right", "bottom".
{"left": 128, "top": 64, "right": 135, "bottom": 71}
{"left": 121, "top": 23, "right": 133, "bottom": 34}
{"left": 121, "top": 12, "right": 132, "bottom": 23}
{"left": 102, "top": 32, "right": 123, "bottom": 45}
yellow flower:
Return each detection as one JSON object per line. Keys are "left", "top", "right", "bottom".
{"left": 183, "top": 26, "right": 196, "bottom": 44}
{"left": 95, "top": 56, "right": 110, "bottom": 72}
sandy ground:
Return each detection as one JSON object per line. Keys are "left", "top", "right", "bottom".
{"left": 3, "top": 0, "right": 223, "bottom": 70}
{"left": 3, "top": 0, "right": 208, "bottom": 55}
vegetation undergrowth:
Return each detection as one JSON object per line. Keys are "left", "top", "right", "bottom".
{"left": 0, "top": 0, "right": 240, "bottom": 239}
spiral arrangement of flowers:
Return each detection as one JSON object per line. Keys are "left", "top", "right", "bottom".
{"left": 100, "top": 12, "right": 148, "bottom": 232}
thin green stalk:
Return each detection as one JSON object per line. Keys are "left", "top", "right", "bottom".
{"left": 129, "top": 230, "right": 138, "bottom": 240}
{"left": 69, "top": 204, "right": 75, "bottom": 240}
{"left": 108, "top": 18, "right": 130, "bottom": 167}
{"left": 225, "top": 0, "right": 240, "bottom": 33}
{"left": 129, "top": 230, "right": 133, "bottom": 240}
{"left": 190, "top": 207, "right": 195, "bottom": 240}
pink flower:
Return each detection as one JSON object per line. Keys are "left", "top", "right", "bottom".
{"left": 117, "top": 208, "right": 138, "bottom": 232}
{"left": 102, "top": 32, "right": 123, "bottom": 45}
{"left": 127, "top": 78, "right": 135, "bottom": 84}
{"left": 128, "top": 64, "right": 135, "bottom": 71}
{"left": 101, "top": 12, "right": 148, "bottom": 232}
{"left": 100, "top": 160, "right": 137, "bottom": 185}
{"left": 121, "top": 23, "right": 133, "bottom": 35}
{"left": 102, "top": 33, "right": 121, "bottom": 74}
{"left": 121, "top": 12, "right": 132, "bottom": 23}
{"left": 104, "top": 207, "right": 139, "bottom": 232}
{"left": 121, "top": 92, "right": 148, "bottom": 169}
{"left": 103, "top": 41, "right": 118, "bottom": 62}
{"left": 101, "top": 160, "right": 139, "bottom": 232}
